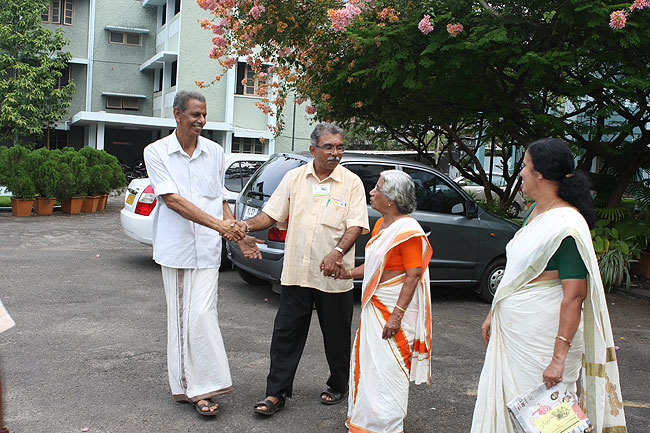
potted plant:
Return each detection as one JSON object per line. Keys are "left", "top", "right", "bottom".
{"left": 57, "top": 149, "right": 88, "bottom": 215}
{"left": 28, "top": 148, "right": 59, "bottom": 216}
{"left": 79, "top": 147, "right": 104, "bottom": 213}
{"left": 3, "top": 146, "right": 36, "bottom": 217}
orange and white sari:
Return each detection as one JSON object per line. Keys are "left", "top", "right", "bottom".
{"left": 347, "top": 217, "right": 433, "bottom": 433}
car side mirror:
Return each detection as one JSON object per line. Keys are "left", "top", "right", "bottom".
{"left": 466, "top": 200, "right": 479, "bottom": 218}
{"left": 451, "top": 203, "right": 464, "bottom": 215}
{"left": 457, "top": 180, "right": 466, "bottom": 186}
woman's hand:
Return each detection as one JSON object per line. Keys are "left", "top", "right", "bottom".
{"left": 481, "top": 310, "right": 492, "bottom": 346}
{"left": 382, "top": 310, "right": 403, "bottom": 339}
{"left": 543, "top": 357, "right": 565, "bottom": 388}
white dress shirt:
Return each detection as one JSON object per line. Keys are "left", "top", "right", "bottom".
{"left": 143, "top": 131, "right": 225, "bottom": 269}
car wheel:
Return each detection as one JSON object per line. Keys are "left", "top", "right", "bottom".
{"left": 236, "top": 267, "right": 271, "bottom": 287}
{"left": 479, "top": 258, "right": 506, "bottom": 303}
{"left": 506, "top": 202, "right": 521, "bottom": 218}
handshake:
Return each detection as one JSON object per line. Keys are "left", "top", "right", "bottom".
{"left": 320, "top": 257, "right": 353, "bottom": 280}
{"left": 221, "top": 219, "right": 247, "bottom": 242}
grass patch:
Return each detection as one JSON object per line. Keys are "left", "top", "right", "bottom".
{"left": 0, "top": 196, "right": 11, "bottom": 207}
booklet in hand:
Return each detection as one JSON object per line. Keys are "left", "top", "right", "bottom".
{"left": 506, "top": 383, "right": 594, "bottom": 433}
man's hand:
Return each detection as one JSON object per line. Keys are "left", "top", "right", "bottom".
{"left": 220, "top": 219, "right": 246, "bottom": 242}
{"left": 320, "top": 251, "right": 343, "bottom": 278}
{"left": 238, "top": 235, "right": 265, "bottom": 260}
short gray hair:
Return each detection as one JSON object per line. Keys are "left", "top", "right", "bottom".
{"left": 381, "top": 170, "right": 417, "bottom": 214}
{"left": 173, "top": 90, "right": 206, "bottom": 113}
{"left": 310, "top": 123, "right": 344, "bottom": 147}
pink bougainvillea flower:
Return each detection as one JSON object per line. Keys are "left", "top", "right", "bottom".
{"left": 630, "top": 0, "right": 650, "bottom": 11}
{"left": 305, "top": 106, "right": 317, "bottom": 114}
{"left": 211, "top": 35, "right": 227, "bottom": 47}
{"left": 223, "top": 57, "right": 237, "bottom": 68}
{"left": 353, "top": 101, "right": 363, "bottom": 108}
{"left": 328, "top": 8, "right": 352, "bottom": 32}
{"left": 418, "top": 15, "right": 434, "bottom": 35}
{"left": 194, "top": 79, "right": 205, "bottom": 88}
{"left": 447, "top": 23, "right": 464, "bottom": 37}
{"left": 196, "top": 0, "right": 217, "bottom": 11}
{"left": 609, "top": 10, "right": 627, "bottom": 29}
{"left": 249, "top": 4, "right": 266, "bottom": 19}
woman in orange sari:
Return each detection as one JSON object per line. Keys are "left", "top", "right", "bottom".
{"left": 338, "top": 170, "right": 433, "bottom": 433}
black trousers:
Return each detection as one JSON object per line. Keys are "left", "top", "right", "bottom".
{"left": 265, "top": 285, "right": 354, "bottom": 398}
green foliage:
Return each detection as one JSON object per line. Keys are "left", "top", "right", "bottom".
{"left": 591, "top": 218, "right": 643, "bottom": 291}
{"left": 3, "top": 145, "right": 35, "bottom": 198}
{"left": 28, "top": 147, "right": 59, "bottom": 199}
{"left": 56, "top": 149, "right": 88, "bottom": 200}
{"left": 0, "top": 0, "right": 74, "bottom": 144}
{"left": 215, "top": 0, "right": 650, "bottom": 208}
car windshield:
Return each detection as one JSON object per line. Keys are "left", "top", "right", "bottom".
{"left": 241, "top": 154, "right": 306, "bottom": 200}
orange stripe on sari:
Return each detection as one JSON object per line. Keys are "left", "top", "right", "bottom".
{"left": 371, "top": 296, "right": 412, "bottom": 372}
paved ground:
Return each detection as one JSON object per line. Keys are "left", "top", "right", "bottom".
{"left": 0, "top": 195, "right": 648, "bottom": 433}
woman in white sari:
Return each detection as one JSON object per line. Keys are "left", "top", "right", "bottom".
{"left": 337, "top": 170, "right": 433, "bottom": 433}
{"left": 471, "top": 138, "right": 627, "bottom": 433}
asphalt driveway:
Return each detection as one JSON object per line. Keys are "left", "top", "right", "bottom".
{"left": 0, "top": 195, "right": 648, "bottom": 432}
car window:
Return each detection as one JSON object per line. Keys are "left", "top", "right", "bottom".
{"left": 344, "top": 163, "right": 395, "bottom": 202}
{"left": 225, "top": 160, "right": 266, "bottom": 193}
{"left": 242, "top": 154, "right": 306, "bottom": 200}
{"left": 404, "top": 168, "right": 464, "bottom": 214}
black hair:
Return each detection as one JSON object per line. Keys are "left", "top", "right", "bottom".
{"left": 527, "top": 138, "right": 595, "bottom": 228}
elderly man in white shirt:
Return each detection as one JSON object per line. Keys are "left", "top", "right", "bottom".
{"left": 143, "top": 90, "right": 246, "bottom": 417}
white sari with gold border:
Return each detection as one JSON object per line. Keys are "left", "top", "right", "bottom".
{"left": 347, "top": 217, "right": 433, "bottom": 433}
{"left": 471, "top": 207, "right": 627, "bottom": 433}
{"left": 0, "top": 299, "right": 14, "bottom": 334}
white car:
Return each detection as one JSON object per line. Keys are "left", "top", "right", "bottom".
{"left": 454, "top": 173, "right": 527, "bottom": 217}
{"left": 120, "top": 153, "right": 270, "bottom": 247}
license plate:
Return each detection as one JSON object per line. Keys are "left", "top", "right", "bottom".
{"left": 126, "top": 193, "right": 135, "bottom": 205}
{"left": 243, "top": 205, "right": 259, "bottom": 219}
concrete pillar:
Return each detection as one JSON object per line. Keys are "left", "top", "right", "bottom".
{"left": 96, "top": 122, "right": 105, "bottom": 150}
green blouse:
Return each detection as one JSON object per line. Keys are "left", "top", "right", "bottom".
{"left": 523, "top": 203, "right": 587, "bottom": 279}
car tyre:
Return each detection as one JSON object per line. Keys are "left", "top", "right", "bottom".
{"left": 479, "top": 257, "right": 506, "bottom": 303}
{"left": 506, "top": 202, "right": 521, "bottom": 218}
{"left": 236, "top": 267, "right": 271, "bottom": 287}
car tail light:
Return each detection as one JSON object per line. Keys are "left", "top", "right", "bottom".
{"left": 135, "top": 185, "right": 157, "bottom": 216}
{"left": 268, "top": 215, "right": 288, "bottom": 242}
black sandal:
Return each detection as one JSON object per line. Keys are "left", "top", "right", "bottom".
{"left": 253, "top": 396, "right": 286, "bottom": 416}
{"left": 194, "top": 399, "right": 219, "bottom": 417}
{"left": 320, "top": 387, "right": 348, "bottom": 405}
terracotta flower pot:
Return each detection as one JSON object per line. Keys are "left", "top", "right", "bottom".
{"left": 10, "top": 198, "right": 34, "bottom": 217}
{"left": 61, "top": 197, "right": 83, "bottom": 215}
{"left": 81, "top": 195, "right": 100, "bottom": 213}
{"left": 96, "top": 194, "right": 109, "bottom": 212}
{"left": 34, "top": 197, "right": 56, "bottom": 216}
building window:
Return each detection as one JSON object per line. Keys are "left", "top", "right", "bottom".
{"left": 231, "top": 137, "right": 264, "bottom": 154}
{"left": 236, "top": 62, "right": 268, "bottom": 96}
{"left": 106, "top": 96, "right": 140, "bottom": 111}
{"left": 56, "top": 65, "right": 70, "bottom": 89}
{"left": 174, "top": 0, "right": 181, "bottom": 15}
{"left": 170, "top": 61, "right": 177, "bottom": 87}
{"left": 109, "top": 31, "right": 142, "bottom": 46}
{"left": 161, "top": 3, "right": 167, "bottom": 25}
{"left": 155, "top": 68, "right": 163, "bottom": 93}
{"left": 42, "top": 0, "right": 73, "bottom": 25}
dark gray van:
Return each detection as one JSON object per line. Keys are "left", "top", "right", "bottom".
{"left": 227, "top": 152, "right": 518, "bottom": 302}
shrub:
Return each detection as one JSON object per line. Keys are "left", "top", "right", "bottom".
{"left": 4, "top": 145, "right": 36, "bottom": 199}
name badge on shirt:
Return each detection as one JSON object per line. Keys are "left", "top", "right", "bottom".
{"left": 313, "top": 184, "right": 330, "bottom": 196}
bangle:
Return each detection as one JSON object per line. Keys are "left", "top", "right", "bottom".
{"left": 555, "top": 335, "right": 571, "bottom": 347}
{"left": 243, "top": 220, "right": 251, "bottom": 233}
{"left": 334, "top": 246, "right": 344, "bottom": 255}
{"left": 394, "top": 304, "right": 406, "bottom": 313}
{"left": 349, "top": 270, "right": 353, "bottom": 279}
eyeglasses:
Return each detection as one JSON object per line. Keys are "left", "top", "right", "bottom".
{"left": 314, "top": 143, "right": 345, "bottom": 152}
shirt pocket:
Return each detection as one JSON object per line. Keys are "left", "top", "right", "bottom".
{"left": 320, "top": 200, "right": 346, "bottom": 230}
{"left": 200, "top": 175, "right": 220, "bottom": 199}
